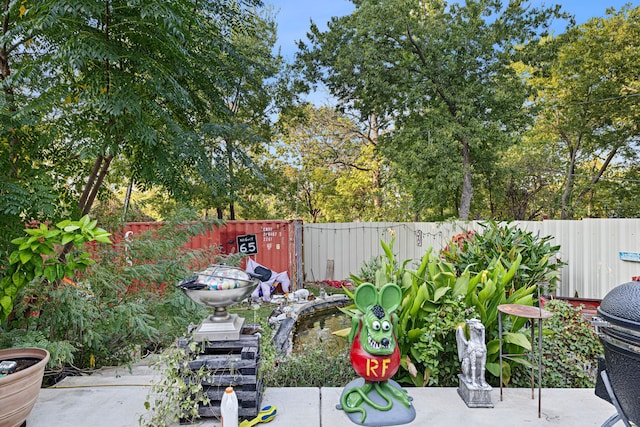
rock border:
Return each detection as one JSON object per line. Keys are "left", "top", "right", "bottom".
{"left": 270, "top": 294, "right": 351, "bottom": 356}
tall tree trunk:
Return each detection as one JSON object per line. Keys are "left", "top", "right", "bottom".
{"left": 561, "top": 147, "right": 577, "bottom": 220}
{"left": 122, "top": 177, "right": 133, "bottom": 222}
{"left": 369, "top": 114, "right": 382, "bottom": 210}
{"left": 59, "top": 154, "right": 113, "bottom": 262}
{"left": 458, "top": 136, "right": 473, "bottom": 220}
{"left": 226, "top": 137, "right": 236, "bottom": 220}
{"left": 372, "top": 171, "right": 381, "bottom": 209}
{"left": 79, "top": 154, "right": 113, "bottom": 215}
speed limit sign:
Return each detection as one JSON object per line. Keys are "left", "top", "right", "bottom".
{"left": 237, "top": 234, "right": 258, "bottom": 255}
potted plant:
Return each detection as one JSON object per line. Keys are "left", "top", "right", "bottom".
{"left": 0, "top": 347, "right": 50, "bottom": 427}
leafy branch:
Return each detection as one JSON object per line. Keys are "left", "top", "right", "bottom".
{"left": 0, "top": 215, "right": 111, "bottom": 323}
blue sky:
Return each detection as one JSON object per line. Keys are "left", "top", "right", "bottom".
{"left": 266, "top": 0, "right": 640, "bottom": 61}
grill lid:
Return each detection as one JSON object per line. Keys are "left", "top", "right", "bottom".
{"left": 598, "top": 281, "right": 640, "bottom": 330}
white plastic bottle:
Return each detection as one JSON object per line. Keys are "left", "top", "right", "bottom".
{"left": 221, "top": 386, "right": 238, "bottom": 427}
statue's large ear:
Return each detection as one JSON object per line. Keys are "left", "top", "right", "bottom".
{"left": 379, "top": 283, "right": 402, "bottom": 314}
{"left": 354, "top": 282, "right": 378, "bottom": 313}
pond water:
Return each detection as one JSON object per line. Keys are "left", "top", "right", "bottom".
{"left": 292, "top": 308, "right": 352, "bottom": 354}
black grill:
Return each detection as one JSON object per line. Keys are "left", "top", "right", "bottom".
{"left": 596, "top": 281, "right": 640, "bottom": 425}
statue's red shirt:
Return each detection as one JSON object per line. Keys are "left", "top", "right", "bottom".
{"left": 350, "top": 322, "right": 400, "bottom": 382}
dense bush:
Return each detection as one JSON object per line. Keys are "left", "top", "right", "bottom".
{"left": 442, "top": 221, "right": 565, "bottom": 293}
{"left": 408, "top": 294, "right": 475, "bottom": 386}
{"left": 350, "top": 238, "right": 535, "bottom": 387}
{"left": 511, "top": 299, "right": 602, "bottom": 388}
{"left": 354, "top": 255, "right": 382, "bottom": 284}
{"left": 0, "top": 216, "right": 111, "bottom": 324}
{"left": 0, "top": 216, "right": 243, "bottom": 381}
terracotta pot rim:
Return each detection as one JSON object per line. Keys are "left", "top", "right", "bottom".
{"left": 0, "top": 347, "right": 50, "bottom": 386}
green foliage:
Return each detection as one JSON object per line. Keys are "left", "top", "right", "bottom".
{"left": 442, "top": 221, "right": 565, "bottom": 292}
{"left": 141, "top": 341, "right": 212, "bottom": 427}
{"left": 0, "top": 179, "right": 62, "bottom": 262}
{"left": 353, "top": 255, "right": 383, "bottom": 284}
{"left": 511, "top": 299, "right": 602, "bottom": 388}
{"left": 297, "top": 0, "right": 566, "bottom": 219}
{"left": 405, "top": 294, "right": 475, "bottom": 386}
{"left": 274, "top": 105, "right": 396, "bottom": 222}
{"left": 524, "top": 5, "right": 640, "bottom": 219}
{"left": 0, "top": 215, "right": 111, "bottom": 324}
{"left": 262, "top": 346, "right": 354, "bottom": 387}
{"left": 350, "top": 237, "right": 535, "bottom": 387}
{"left": 0, "top": 0, "right": 283, "bottom": 237}
{"left": 1, "top": 218, "right": 241, "bottom": 378}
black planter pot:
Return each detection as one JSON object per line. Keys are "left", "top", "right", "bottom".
{"left": 597, "top": 281, "right": 640, "bottom": 425}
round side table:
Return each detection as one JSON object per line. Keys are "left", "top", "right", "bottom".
{"left": 498, "top": 303, "right": 553, "bottom": 418}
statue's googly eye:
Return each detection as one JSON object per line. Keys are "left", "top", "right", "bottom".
{"left": 372, "top": 321, "right": 381, "bottom": 331}
{"left": 382, "top": 321, "right": 391, "bottom": 331}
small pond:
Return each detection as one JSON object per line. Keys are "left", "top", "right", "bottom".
{"left": 292, "top": 308, "right": 352, "bottom": 354}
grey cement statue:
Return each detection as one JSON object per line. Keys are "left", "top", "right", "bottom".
{"left": 456, "top": 319, "right": 493, "bottom": 408}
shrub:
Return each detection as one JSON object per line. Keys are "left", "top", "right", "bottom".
{"left": 408, "top": 294, "right": 476, "bottom": 386}
{"left": 0, "top": 216, "right": 111, "bottom": 324}
{"left": 441, "top": 220, "right": 565, "bottom": 293}
{"left": 510, "top": 299, "right": 602, "bottom": 388}
{"left": 354, "top": 255, "right": 382, "bottom": 284}
{"left": 2, "top": 217, "right": 241, "bottom": 380}
{"left": 350, "top": 237, "right": 535, "bottom": 387}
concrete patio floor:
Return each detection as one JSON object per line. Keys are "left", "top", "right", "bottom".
{"left": 26, "top": 358, "right": 619, "bottom": 427}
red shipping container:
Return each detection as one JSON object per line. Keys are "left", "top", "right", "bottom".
{"left": 124, "top": 220, "right": 303, "bottom": 291}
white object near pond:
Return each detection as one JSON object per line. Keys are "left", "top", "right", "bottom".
{"left": 456, "top": 319, "right": 493, "bottom": 408}
{"left": 292, "top": 289, "right": 310, "bottom": 301}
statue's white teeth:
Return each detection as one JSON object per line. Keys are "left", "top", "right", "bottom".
{"left": 368, "top": 336, "right": 389, "bottom": 349}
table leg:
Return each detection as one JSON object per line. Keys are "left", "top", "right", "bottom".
{"left": 530, "top": 319, "right": 535, "bottom": 399}
{"left": 499, "top": 311, "right": 503, "bottom": 401}
{"left": 538, "top": 317, "right": 543, "bottom": 418}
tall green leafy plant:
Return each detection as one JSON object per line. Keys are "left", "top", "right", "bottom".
{"left": 442, "top": 221, "right": 565, "bottom": 292}
{"left": 351, "top": 237, "right": 536, "bottom": 386}
{"left": 466, "top": 254, "right": 539, "bottom": 382}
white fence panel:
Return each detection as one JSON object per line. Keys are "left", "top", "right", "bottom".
{"left": 302, "top": 219, "right": 640, "bottom": 299}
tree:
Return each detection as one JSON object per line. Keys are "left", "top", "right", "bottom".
{"left": 50, "top": 1, "right": 270, "bottom": 217}
{"left": 493, "top": 139, "right": 553, "bottom": 220}
{"left": 526, "top": 5, "right": 640, "bottom": 219}
{"left": 276, "top": 104, "right": 395, "bottom": 222}
{"left": 297, "top": 0, "right": 566, "bottom": 220}
{"left": 0, "top": 1, "right": 71, "bottom": 255}
{"left": 202, "top": 6, "right": 284, "bottom": 220}
{"left": 0, "top": 0, "right": 271, "bottom": 247}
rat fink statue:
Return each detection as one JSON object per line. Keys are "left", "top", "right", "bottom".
{"left": 337, "top": 283, "right": 416, "bottom": 426}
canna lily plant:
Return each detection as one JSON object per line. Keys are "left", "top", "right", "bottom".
{"left": 348, "top": 237, "right": 536, "bottom": 387}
